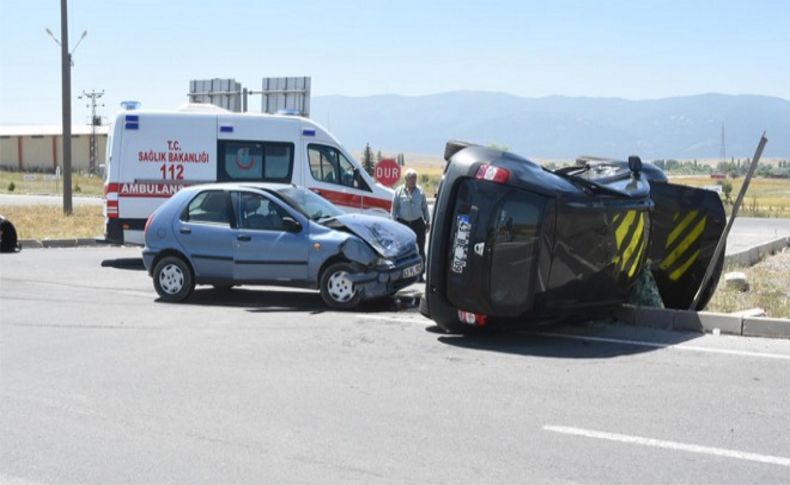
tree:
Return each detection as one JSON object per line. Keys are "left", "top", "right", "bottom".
{"left": 362, "top": 143, "right": 374, "bottom": 175}
{"left": 721, "top": 179, "right": 733, "bottom": 205}
{"left": 376, "top": 150, "right": 383, "bottom": 163}
{"left": 396, "top": 153, "right": 405, "bottom": 166}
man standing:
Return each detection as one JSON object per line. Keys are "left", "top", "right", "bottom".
{"left": 391, "top": 169, "right": 431, "bottom": 278}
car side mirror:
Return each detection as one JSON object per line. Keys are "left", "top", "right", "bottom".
{"left": 282, "top": 216, "right": 302, "bottom": 233}
{"left": 628, "top": 155, "right": 642, "bottom": 177}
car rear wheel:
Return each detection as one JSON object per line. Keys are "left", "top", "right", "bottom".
{"left": 320, "top": 262, "right": 363, "bottom": 309}
{"left": 153, "top": 256, "right": 194, "bottom": 302}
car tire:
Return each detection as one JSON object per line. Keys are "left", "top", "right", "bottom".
{"left": 320, "top": 262, "right": 363, "bottom": 310}
{"left": 153, "top": 256, "right": 194, "bottom": 302}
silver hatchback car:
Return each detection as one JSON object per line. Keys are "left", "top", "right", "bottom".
{"left": 142, "top": 183, "right": 422, "bottom": 309}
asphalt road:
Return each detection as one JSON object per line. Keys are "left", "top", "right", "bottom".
{"left": 2, "top": 247, "right": 790, "bottom": 484}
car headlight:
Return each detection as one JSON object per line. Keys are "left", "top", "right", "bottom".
{"left": 375, "top": 257, "right": 396, "bottom": 269}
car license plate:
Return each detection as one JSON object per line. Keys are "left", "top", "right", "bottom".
{"left": 402, "top": 263, "right": 422, "bottom": 279}
{"left": 451, "top": 214, "right": 471, "bottom": 274}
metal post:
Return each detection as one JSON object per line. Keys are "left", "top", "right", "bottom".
{"left": 60, "top": 0, "right": 72, "bottom": 215}
{"left": 690, "top": 132, "right": 768, "bottom": 310}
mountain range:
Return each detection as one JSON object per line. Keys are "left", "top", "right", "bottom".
{"left": 310, "top": 92, "right": 789, "bottom": 160}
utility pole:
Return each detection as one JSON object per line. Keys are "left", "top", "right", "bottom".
{"left": 60, "top": 0, "right": 72, "bottom": 214}
{"left": 47, "top": 1, "right": 86, "bottom": 215}
{"left": 79, "top": 89, "right": 104, "bottom": 174}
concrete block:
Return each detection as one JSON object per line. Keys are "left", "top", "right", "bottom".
{"left": 612, "top": 305, "right": 637, "bottom": 325}
{"left": 672, "top": 309, "right": 704, "bottom": 333}
{"left": 725, "top": 236, "right": 790, "bottom": 267}
{"left": 730, "top": 308, "right": 766, "bottom": 318}
{"left": 42, "top": 239, "right": 79, "bottom": 248}
{"left": 19, "top": 239, "right": 43, "bottom": 249}
{"left": 632, "top": 307, "right": 675, "bottom": 330}
{"left": 724, "top": 271, "right": 749, "bottom": 291}
{"left": 742, "top": 317, "right": 790, "bottom": 339}
{"left": 695, "top": 311, "right": 743, "bottom": 335}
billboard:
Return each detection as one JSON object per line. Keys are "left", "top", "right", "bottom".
{"left": 261, "top": 77, "right": 311, "bottom": 117}
{"left": 188, "top": 78, "right": 242, "bottom": 112}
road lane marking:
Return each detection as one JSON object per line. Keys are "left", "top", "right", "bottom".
{"left": 543, "top": 425, "right": 790, "bottom": 468}
{"left": 358, "top": 315, "right": 790, "bottom": 361}
{"left": 532, "top": 331, "right": 790, "bottom": 361}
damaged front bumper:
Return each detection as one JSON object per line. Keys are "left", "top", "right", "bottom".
{"left": 350, "top": 254, "right": 423, "bottom": 299}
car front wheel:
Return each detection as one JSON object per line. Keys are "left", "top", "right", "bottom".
{"left": 153, "top": 256, "right": 194, "bottom": 302}
{"left": 320, "top": 262, "right": 363, "bottom": 309}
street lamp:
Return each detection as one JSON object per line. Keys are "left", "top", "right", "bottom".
{"left": 45, "top": 0, "right": 87, "bottom": 215}
{"left": 46, "top": 28, "right": 87, "bottom": 67}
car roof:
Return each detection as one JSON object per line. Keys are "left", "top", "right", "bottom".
{"left": 183, "top": 182, "right": 295, "bottom": 193}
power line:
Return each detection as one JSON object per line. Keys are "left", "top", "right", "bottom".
{"left": 79, "top": 90, "right": 104, "bottom": 174}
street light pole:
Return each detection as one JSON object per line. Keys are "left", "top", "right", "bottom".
{"left": 60, "top": 0, "right": 72, "bottom": 215}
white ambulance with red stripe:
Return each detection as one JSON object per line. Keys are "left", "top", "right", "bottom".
{"left": 103, "top": 104, "right": 394, "bottom": 245}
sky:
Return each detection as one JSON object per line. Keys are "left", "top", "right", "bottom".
{"left": 1, "top": 0, "right": 788, "bottom": 125}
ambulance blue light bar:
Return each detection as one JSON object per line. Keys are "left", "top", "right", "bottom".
{"left": 120, "top": 100, "right": 141, "bottom": 110}
{"left": 220, "top": 126, "right": 233, "bottom": 133}
{"left": 302, "top": 129, "right": 316, "bottom": 136}
{"left": 124, "top": 113, "right": 139, "bottom": 130}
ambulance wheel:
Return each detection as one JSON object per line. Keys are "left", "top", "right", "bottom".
{"left": 153, "top": 256, "right": 194, "bottom": 302}
{"left": 320, "top": 262, "right": 363, "bottom": 310}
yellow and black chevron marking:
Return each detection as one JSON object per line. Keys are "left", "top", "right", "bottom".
{"left": 658, "top": 210, "right": 707, "bottom": 281}
{"left": 612, "top": 210, "right": 648, "bottom": 278}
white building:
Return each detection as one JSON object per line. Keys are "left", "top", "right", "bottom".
{"left": 0, "top": 124, "right": 109, "bottom": 172}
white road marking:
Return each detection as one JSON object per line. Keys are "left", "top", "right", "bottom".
{"left": 358, "top": 315, "right": 790, "bottom": 361}
{"left": 544, "top": 425, "right": 790, "bottom": 468}
{"left": 532, "top": 331, "right": 790, "bottom": 361}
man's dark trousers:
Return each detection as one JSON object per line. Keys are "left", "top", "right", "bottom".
{"left": 397, "top": 218, "right": 427, "bottom": 265}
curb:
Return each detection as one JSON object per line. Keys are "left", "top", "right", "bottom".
{"left": 400, "top": 284, "right": 790, "bottom": 340}
{"left": 725, "top": 235, "right": 790, "bottom": 267}
{"left": 19, "top": 238, "right": 106, "bottom": 249}
{"left": 613, "top": 304, "right": 790, "bottom": 339}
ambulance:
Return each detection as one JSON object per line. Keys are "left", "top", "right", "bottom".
{"left": 103, "top": 104, "right": 394, "bottom": 245}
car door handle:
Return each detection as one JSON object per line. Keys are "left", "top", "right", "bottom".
{"left": 237, "top": 235, "right": 251, "bottom": 242}
{"left": 179, "top": 227, "right": 191, "bottom": 234}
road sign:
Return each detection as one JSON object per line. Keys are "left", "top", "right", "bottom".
{"left": 375, "top": 159, "right": 401, "bottom": 187}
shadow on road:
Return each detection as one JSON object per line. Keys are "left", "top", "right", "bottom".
{"left": 435, "top": 322, "right": 698, "bottom": 359}
{"left": 169, "top": 287, "right": 421, "bottom": 314}
{"left": 101, "top": 258, "right": 146, "bottom": 271}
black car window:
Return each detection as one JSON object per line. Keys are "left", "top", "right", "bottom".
{"left": 489, "top": 189, "right": 544, "bottom": 307}
{"left": 183, "top": 190, "right": 230, "bottom": 225}
{"left": 231, "top": 192, "right": 290, "bottom": 231}
{"left": 218, "top": 140, "right": 294, "bottom": 183}
{"left": 307, "top": 144, "right": 370, "bottom": 191}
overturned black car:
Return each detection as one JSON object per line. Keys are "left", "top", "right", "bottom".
{"left": 420, "top": 141, "right": 726, "bottom": 333}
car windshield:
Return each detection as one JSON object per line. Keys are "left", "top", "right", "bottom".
{"left": 276, "top": 186, "right": 345, "bottom": 221}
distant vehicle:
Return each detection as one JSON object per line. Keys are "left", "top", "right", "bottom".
{"left": 142, "top": 183, "right": 421, "bottom": 309}
{"left": 420, "top": 141, "right": 726, "bottom": 333}
{"left": 103, "top": 104, "right": 394, "bottom": 245}
{"left": 0, "top": 215, "right": 20, "bottom": 253}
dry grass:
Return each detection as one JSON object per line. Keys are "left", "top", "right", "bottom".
{"left": 0, "top": 204, "right": 104, "bottom": 240}
{"left": 707, "top": 248, "right": 790, "bottom": 318}
{"left": 668, "top": 175, "right": 790, "bottom": 218}
{"left": 0, "top": 171, "right": 104, "bottom": 197}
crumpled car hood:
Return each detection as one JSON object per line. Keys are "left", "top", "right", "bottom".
{"left": 327, "top": 214, "right": 418, "bottom": 258}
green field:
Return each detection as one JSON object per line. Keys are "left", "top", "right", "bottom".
{"left": 0, "top": 170, "right": 104, "bottom": 197}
